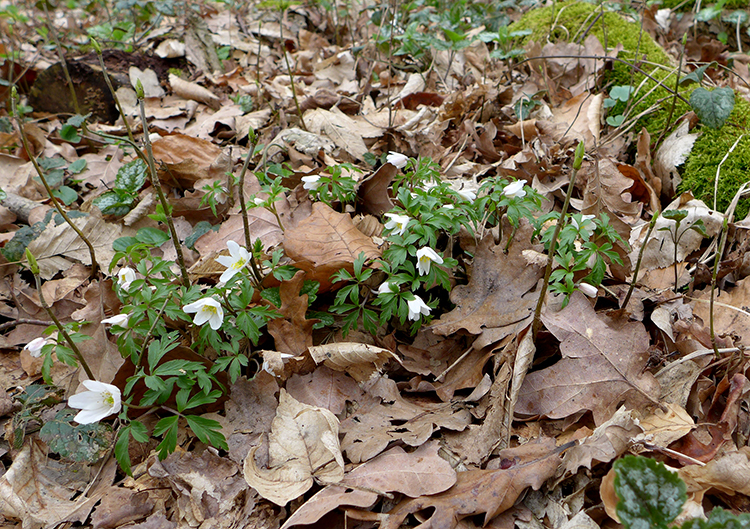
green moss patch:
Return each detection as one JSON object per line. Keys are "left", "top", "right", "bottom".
{"left": 510, "top": 0, "right": 673, "bottom": 82}
{"left": 679, "top": 96, "right": 750, "bottom": 218}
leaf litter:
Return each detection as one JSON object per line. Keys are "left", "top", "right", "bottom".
{"left": 1, "top": 1, "right": 750, "bottom": 528}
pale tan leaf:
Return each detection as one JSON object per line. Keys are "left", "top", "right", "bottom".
{"left": 169, "top": 73, "right": 221, "bottom": 110}
{"left": 634, "top": 402, "right": 694, "bottom": 447}
{"left": 304, "top": 107, "right": 369, "bottom": 160}
{"left": 243, "top": 390, "right": 344, "bottom": 506}
{"left": 654, "top": 120, "right": 699, "bottom": 198}
{"left": 27, "top": 214, "right": 125, "bottom": 279}
{"left": 308, "top": 342, "right": 399, "bottom": 383}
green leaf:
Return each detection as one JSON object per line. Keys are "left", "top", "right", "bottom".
{"left": 136, "top": 227, "right": 171, "bottom": 247}
{"left": 690, "top": 87, "right": 735, "bottom": 129}
{"left": 59, "top": 124, "right": 81, "bottom": 143}
{"left": 115, "top": 159, "right": 148, "bottom": 194}
{"left": 112, "top": 236, "right": 140, "bottom": 252}
{"left": 607, "top": 115, "right": 626, "bottom": 127}
{"left": 68, "top": 158, "right": 87, "bottom": 174}
{"left": 185, "top": 220, "right": 218, "bottom": 250}
{"left": 683, "top": 507, "right": 750, "bottom": 529}
{"left": 130, "top": 420, "right": 149, "bottom": 442}
{"left": 93, "top": 190, "right": 134, "bottom": 216}
{"left": 39, "top": 409, "right": 113, "bottom": 463}
{"left": 662, "top": 209, "right": 688, "bottom": 222}
{"left": 186, "top": 415, "right": 228, "bottom": 450}
{"left": 115, "top": 426, "right": 133, "bottom": 476}
{"left": 614, "top": 455, "right": 686, "bottom": 529}
{"left": 609, "top": 85, "right": 633, "bottom": 102}
{"left": 0, "top": 187, "right": 6, "bottom": 201}
{"left": 53, "top": 185, "right": 78, "bottom": 206}
{"left": 681, "top": 63, "right": 714, "bottom": 85}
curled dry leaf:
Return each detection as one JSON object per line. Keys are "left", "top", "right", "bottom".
{"left": 242, "top": 389, "right": 344, "bottom": 506}
{"left": 308, "top": 342, "right": 400, "bottom": 383}
{"left": 281, "top": 442, "right": 456, "bottom": 529}
{"left": 168, "top": 73, "right": 221, "bottom": 110}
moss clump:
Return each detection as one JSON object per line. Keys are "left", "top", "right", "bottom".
{"left": 679, "top": 96, "right": 750, "bottom": 218}
{"left": 510, "top": 0, "right": 673, "bottom": 85}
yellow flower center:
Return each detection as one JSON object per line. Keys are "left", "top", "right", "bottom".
{"left": 231, "top": 258, "right": 247, "bottom": 270}
{"left": 420, "top": 255, "right": 430, "bottom": 264}
{"left": 103, "top": 391, "right": 114, "bottom": 406}
{"left": 204, "top": 305, "right": 218, "bottom": 315}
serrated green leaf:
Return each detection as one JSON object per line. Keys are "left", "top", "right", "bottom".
{"left": 186, "top": 415, "right": 228, "bottom": 450}
{"left": 115, "top": 159, "right": 148, "bottom": 194}
{"left": 39, "top": 409, "right": 113, "bottom": 463}
{"left": 154, "top": 416, "right": 179, "bottom": 459}
{"left": 614, "top": 455, "right": 686, "bottom": 529}
{"left": 115, "top": 426, "right": 133, "bottom": 476}
{"left": 690, "top": 87, "right": 735, "bottom": 129}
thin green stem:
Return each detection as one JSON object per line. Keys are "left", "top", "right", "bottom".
{"left": 12, "top": 93, "right": 100, "bottom": 277}
{"left": 32, "top": 268, "right": 95, "bottom": 380}
{"left": 622, "top": 213, "right": 658, "bottom": 310}
{"left": 137, "top": 97, "right": 191, "bottom": 289}
{"left": 655, "top": 33, "right": 687, "bottom": 148}
{"left": 531, "top": 155, "right": 582, "bottom": 340}
{"left": 93, "top": 42, "right": 136, "bottom": 144}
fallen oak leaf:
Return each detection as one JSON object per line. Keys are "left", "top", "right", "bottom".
{"left": 281, "top": 442, "right": 456, "bottom": 529}
{"left": 515, "top": 292, "right": 660, "bottom": 425}
{"left": 347, "top": 437, "right": 563, "bottom": 529}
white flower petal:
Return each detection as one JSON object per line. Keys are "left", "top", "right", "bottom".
{"left": 377, "top": 281, "right": 397, "bottom": 295}
{"left": 384, "top": 213, "right": 410, "bottom": 236}
{"left": 302, "top": 175, "right": 321, "bottom": 190}
{"left": 102, "top": 313, "right": 129, "bottom": 327}
{"left": 456, "top": 189, "right": 476, "bottom": 201}
{"left": 386, "top": 151, "right": 408, "bottom": 169}
{"left": 407, "top": 295, "right": 431, "bottom": 321}
{"left": 68, "top": 381, "right": 121, "bottom": 424}
{"left": 416, "top": 247, "right": 444, "bottom": 276}
{"left": 24, "top": 337, "right": 48, "bottom": 358}
{"left": 578, "top": 283, "right": 598, "bottom": 298}
{"left": 117, "top": 267, "right": 137, "bottom": 291}
{"left": 503, "top": 180, "right": 527, "bottom": 199}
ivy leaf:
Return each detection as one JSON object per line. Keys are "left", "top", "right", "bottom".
{"left": 607, "top": 115, "right": 626, "bottom": 127}
{"left": 690, "top": 87, "right": 735, "bottom": 129}
{"left": 614, "top": 455, "right": 686, "bottom": 529}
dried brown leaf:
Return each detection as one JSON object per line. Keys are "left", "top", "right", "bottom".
{"left": 516, "top": 292, "right": 660, "bottom": 425}
{"left": 242, "top": 389, "right": 344, "bottom": 506}
{"left": 308, "top": 342, "right": 398, "bottom": 383}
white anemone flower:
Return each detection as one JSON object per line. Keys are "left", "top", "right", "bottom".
{"left": 571, "top": 214, "right": 596, "bottom": 232}
{"left": 68, "top": 380, "right": 122, "bottom": 424}
{"left": 302, "top": 175, "right": 321, "bottom": 191}
{"left": 578, "top": 282, "right": 598, "bottom": 298}
{"left": 503, "top": 180, "right": 526, "bottom": 199}
{"left": 117, "top": 267, "right": 137, "bottom": 291}
{"left": 376, "top": 281, "right": 398, "bottom": 295}
{"left": 24, "top": 337, "right": 49, "bottom": 358}
{"left": 102, "top": 313, "right": 129, "bottom": 327}
{"left": 456, "top": 188, "right": 477, "bottom": 202}
{"left": 384, "top": 213, "right": 410, "bottom": 236}
{"left": 183, "top": 297, "right": 224, "bottom": 330}
{"left": 387, "top": 151, "right": 409, "bottom": 169}
{"left": 407, "top": 295, "right": 431, "bottom": 321}
{"left": 416, "top": 247, "right": 444, "bottom": 276}
{"left": 252, "top": 197, "right": 265, "bottom": 206}
{"left": 216, "top": 240, "right": 250, "bottom": 283}
{"left": 655, "top": 8, "right": 671, "bottom": 30}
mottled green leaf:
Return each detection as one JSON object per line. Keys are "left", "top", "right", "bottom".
{"left": 690, "top": 87, "right": 735, "bottom": 129}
